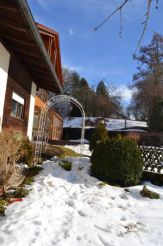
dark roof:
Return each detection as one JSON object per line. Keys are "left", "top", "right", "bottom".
{"left": 0, "top": 0, "right": 63, "bottom": 93}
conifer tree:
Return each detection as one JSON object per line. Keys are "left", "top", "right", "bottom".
{"left": 149, "top": 98, "right": 163, "bottom": 131}
{"left": 96, "top": 81, "right": 108, "bottom": 97}
{"left": 89, "top": 123, "right": 108, "bottom": 151}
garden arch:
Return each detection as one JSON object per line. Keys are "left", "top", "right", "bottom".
{"left": 34, "top": 95, "right": 85, "bottom": 163}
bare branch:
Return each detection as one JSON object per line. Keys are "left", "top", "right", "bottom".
{"left": 94, "top": 0, "right": 129, "bottom": 31}
{"left": 119, "top": 8, "right": 123, "bottom": 38}
{"left": 134, "top": 0, "right": 152, "bottom": 53}
{"left": 94, "top": 0, "right": 159, "bottom": 52}
{"left": 155, "top": 0, "right": 159, "bottom": 9}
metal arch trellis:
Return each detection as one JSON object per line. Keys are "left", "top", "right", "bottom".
{"left": 34, "top": 94, "right": 85, "bottom": 163}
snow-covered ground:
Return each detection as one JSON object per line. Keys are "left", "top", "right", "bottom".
{"left": 63, "top": 117, "right": 147, "bottom": 131}
{"left": 0, "top": 145, "right": 163, "bottom": 246}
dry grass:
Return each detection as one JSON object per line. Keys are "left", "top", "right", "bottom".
{"left": 55, "top": 146, "right": 81, "bottom": 158}
{"left": 140, "top": 185, "right": 160, "bottom": 199}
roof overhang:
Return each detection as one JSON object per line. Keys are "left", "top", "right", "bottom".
{"left": 0, "top": 0, "right": 63, "bottom": 94}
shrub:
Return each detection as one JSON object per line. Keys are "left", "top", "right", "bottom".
{"left": 140, "top": 185, "right": 160, "bottom": 199}
{"left": 0, "top": 131, "right": 23, "bottom": 194}
{"left": 14, "top": 187, "right": 29, "bottom": 198}
{"left": 149, "top": 98, "right": 163, "bottom": 131}
{"left": 18, "top": 137, "right": 34, "bottom": 166}
{"left": 23, "top": 177, "right": 35, "bottom": 185}
{"left": 98, "top": 182, "right": 108, "bottom": 187}
{"left": 0, "top": 200, "right": 7, "bottom": 216}
{"left": 115, "top": 134, "right": 122, "bottom": 139}
{"left": 89, "top": 123, "right": 108, "bottom": 151}
{"left": 59, "top": 160, "right": 72, "bottom": 171}
{"left": 26, "top": 166, "right": 43, "bottom": 177}
{"left": 91, "top": 138, "right": 143, "bottom": 186}
{"left": 0, "top": 131, "right": 35, "bottom": 195}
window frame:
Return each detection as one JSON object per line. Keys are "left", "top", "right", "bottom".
{"left": 11, "top": 92, "right": 25, "bottom": 120}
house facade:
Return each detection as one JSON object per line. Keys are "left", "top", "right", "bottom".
{"left": 0, "top": 0, "right": 63, "bottom": 140}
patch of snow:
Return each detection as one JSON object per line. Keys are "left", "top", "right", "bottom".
{"left": 63, "top": 117, "right": 147, "bottom": 131}
{"left": 0, "top": 145, "right": 163, "bottom": 246}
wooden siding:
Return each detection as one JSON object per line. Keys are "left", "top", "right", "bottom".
{"left": 2, "top": 54, "right": 32, "bottom": 134}
{"left": 33, "top": 100, "right": 63, "bottom": 141}
{"left": 49, "top": 109, "right": 63, "bottom": 140}
{"left": 37, "top": 23, "right": 63, "bottom": 87}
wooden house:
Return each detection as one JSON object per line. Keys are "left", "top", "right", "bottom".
{"left": 0, "top": 0, "right": 63, "bottom": 140}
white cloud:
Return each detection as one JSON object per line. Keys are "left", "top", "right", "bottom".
{"left": 70, "top": 66, "right": 83, "bottom": 71}
{"left": 68, "top": 28, "right": 74, "bottom": 36}
{"left": 35, "top": 0, "right": 47, "bottom": 9}
{"left": 119, "top": 85, "right": 133, "bottom": 103}
{"left": 62, "top": 60, "right": 84, "bottom": 72}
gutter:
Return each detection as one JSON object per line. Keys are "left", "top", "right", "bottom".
{"left": 17, "top": 0, "right": 63, "bottom": 94}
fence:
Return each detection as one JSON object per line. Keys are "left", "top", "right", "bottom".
{"left": 140, "top": 146, "right": 163, "bottom": 174}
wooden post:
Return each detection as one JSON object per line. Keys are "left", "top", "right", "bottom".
{"left": 125, "top": 116, "right": 127, "bottom": 129}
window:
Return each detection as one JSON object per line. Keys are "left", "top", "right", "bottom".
{"left": 11, "top": 92, "right": 24, "bottom": 119}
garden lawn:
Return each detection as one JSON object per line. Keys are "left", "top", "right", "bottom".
{"left": 0, "top": 145, "right": 163, "bottom": 246}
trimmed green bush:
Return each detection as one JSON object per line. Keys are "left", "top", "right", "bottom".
{"left": 89, "top": 123, "right": 108, "bottom": 151}
{"left": 91, "top": 138, "right": 143, "bottom": 186}
{"left": 140, "top": 185, "right": 160, "bottom": 199}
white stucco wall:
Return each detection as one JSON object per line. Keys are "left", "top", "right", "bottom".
{"left": 0, "top": 43, "right": 10, "bottom": 132}
{"left": 27, "top": 82, "right": 36, "bottom": 141}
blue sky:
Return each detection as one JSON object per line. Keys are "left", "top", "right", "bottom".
{"left": 28, "top": 0, "right": 163, "bottom": 103}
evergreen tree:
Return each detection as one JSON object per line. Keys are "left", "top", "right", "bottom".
{"left": 133, "top": 33, "right": 163, "bottom": 99}
{"left": 70, "top": 105, "right": 82, "bottom": 117}
{"left": 63, "top": 68, "right": 122, "bottom": 117}
{"left": 89, "top": 123, "right": 108, "bottom": 151}
{"left": 96, "top": 81, "right": 108, "bottom": 97}
{"left": 129, "top": 33, "right": 163, "bottom": 120}
{"left": 149, "top": 98, "right": 163, "bottom": 131}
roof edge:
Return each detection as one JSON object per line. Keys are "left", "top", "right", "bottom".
{"left": 17, "top": 0, "right": 63, "bottom": 94}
